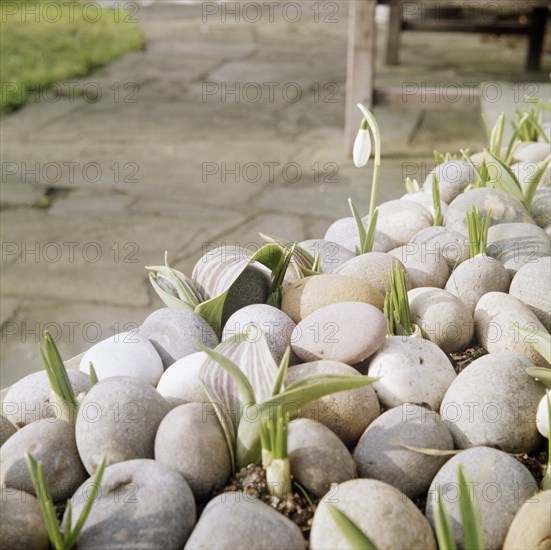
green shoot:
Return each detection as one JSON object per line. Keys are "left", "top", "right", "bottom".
{"left": 38, "top": 331, "right": 78, "bottom": 424}
{"left": 327, "top": 503, "right": 378, "bottom": 550}
{"left": 489, "top": 113, "right": 505, "bottom": 158}
{"left": 434, "top": 150, "right": 458, "bottom": 165}
{"left": 513, "top": 105, "right": 549, "bottom": 143}
{"left": 432, "top": 175, "right": 443, "bottom": 226}
{"left": 404, "top": 177, "right": 420, "bottom": 193}
{"left": 26, "top": 453, "right": 107, "bottom": 550}
{"left": 384, "top": 263, "right": 415, "bottom": 337}
{"left": 259, "top": 405, "right": 291, "bottom": 499}
{"left": 267, "top": 243, "right": 296, "bottom": 308}
{"left": 466, "top": 205, "right": 491, "bottom": 258}
{"left": 434, "top": 487, "right": 456, "bottom": 550}
{"left": 312, "top": 252, "right": 322, "bottom": 274}
{"left": 271, "top": 347, "right": 291, "bottom": 397}
{"left": 88, "top": 363, "right": 98, "bottom": 387}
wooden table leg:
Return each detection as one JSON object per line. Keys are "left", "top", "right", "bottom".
{"left": 386, "top": 0, "right": 402, "bottom": 65}
{"left": 345, "top": 0, "right": 377, "bottom": 155}
{"left": 526, "top": 7, "right": 547, "bottom": 72}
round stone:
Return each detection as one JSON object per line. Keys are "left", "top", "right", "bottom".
{"left": 445, "top": 254, "right": 511, "bottom": 314}
{"left": 410, "top": 226, "right": 470, "bottom": 271}
{"left": 423, "top": 160, "right": 478, "bottom": 203}
{"left": 426, "top": 447, "right": 538, "bottom": 550}
{"left": 503, "top": 490, "right": 551, "bottom": 550}
{"left": 335, "top": 251, "right": 411, "bottom": 295}
{"left": 509, "top": 257, "right": 551, "bottom": 331}
{"left": 310, "top": 479, "right": 437, "bottom": 550}
{"left": 299, "top": 239, "right": 355, "bottom": 274}
{"left": 401, "top": 191, "right": 449, "bottom": 221}
{"left": 222, "top": 304, "right": 296, "bottom": 364}
{"left": 324, "top": 217, "right": 396, "bottom": 253}
{"left": 64, "top": 459, "right": 196, "bottom": 550}
{"left": 389, "top": 244, "right": 450, "bottom": 288}
{"left": 440, "top": 352, "right": 545, "bottom": 453}
{"left": 487, "top": 222, "right": 550, "bottom": 276}
{"left": 291, "top": 302, "right": 387, "bottom": 364}
{"left": 474, "top": 292, "right": 549, "bottom": 367}
{"left": 513, "top": 141, "right": 551, "bottom": 163}
{"left": 369, "top": 199, "right": 433, "bottom": 245}
{"left": 354, "top": 404, "right": 454, "bottom": 498}
{"left": 1, "top": 418, "right": 87, "bottom": 502}
{"left": 445, "top": 188, "right": 535, "bottom": 235}
{"left": 288, "top": 418, "right": 356, "bottom": 497}
{"left": 281, "top": 274, "right": 383, "bottom": 323}
{"left": 184, "top": 492, "right": 306, "bottom": 550}
{"left": 0, "top": 488, "right": 49, "bottom": 550}
{"left": 367, "top": 336, "right": 456, "bottom": 411}
{"left": 0, "top": 414, "right": 16, "bottom": 446}
{"left": 3, "top": 369, "right": 90, "bottom": 428}
{"left": 285, "top": 360, "right": 380, "bottom": 448}
{"left": 156, "top": 351, "right": 208, "bottom": 405}
{"left": 76, "top": 376, "right": 170, "bottom": 474}
{"left": 140, "top": 308, "right": 219, "bottom": 368}
{"left": 155, "top": 403, "right": 231, "bottom": 501}
{"left": 531, "top": 188, "right": 551, "bottom": 230}
{"left": 408, "top": 287, "right": 474, "bottom": 352}
{"left": 79, "top": 332, "right": 164, "bottom": 386}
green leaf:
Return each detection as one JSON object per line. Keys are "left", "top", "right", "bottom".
{"left": 432, "top": 174, "right": 443, "bottom": 226}
{"left": 268, "top": 243, "right": 296, "bottom": 307}
{"left": 259, "top": 233, "right": 316, "bottom": 278}
{"left": 518, "top": 328, "right": 551, "bottom": 365}
{"left": 272, "top": 347, "right": 290, "bottom": 397}
{"left": 326, "top": 503, "right": 378, "bottom": 550}
{"left": 526, "top": 367, "right": 551, "bottom": 388}
{"left": 348, "top": 197, "right": 368, "bottom": 255}
{"left": 66, "top": 455, "right": 107, "bottom": 548}
{"left": 26, "top": 453, "right": 64, "bottom": 550}
{"left": 489, "top": 113, "right": 505, "bottom": 157}
{"left": 236, "top": 374, "right": 378, "bottom": 468}
{"left": 364, "top": 208, "right": 379, "bottom": 254}
{"left": 434, "top": 487, "right": 457, "bottom": 550}
{"left": 385, "top": 262, "right": 414, "bottom": 336}
{"left": 483, "top": 150, "right": 525, "bottom": 205}
{"left": 524, "top": 157, "right": 550, "bottom": 209}
{"left": 457, "top": 465, "right": 485, "bottom": 550}
{"left": 89, "top": 363, "right": 98, "bottom": 387}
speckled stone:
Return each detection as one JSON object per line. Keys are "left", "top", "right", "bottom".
{"left": 299, "top": 239, "right": 355, "bottom": 274}
{"left": 1, "top": 419, "right": 87, "bottom": 502}
{"left": 367, "top": 336, "right": 456, "bottom": 411}
{"left": 474, "top": 292, "right": 550, "bottom": 367}
{"left": 288, "top": 418, "right": 356, "bottom": 497}
{"left": 445, "top": 188, "right": 535, "bottom": 235}
{"left": 64, "top": 459, "right": 196, "bottom": 550}
{"left": 487, "top": 223, "right": 550, "bottom": 276}
{"left": 354, "top": 404, "right": 454, "bottom": 498}
{"left": 222, "top": 304, "right": 296, "bottom": 364}
{"left": 291, "top": 302, "right": 387, "bottom": 364}
{"left": 509, "top": 257, "right": 551, "bottom": 332}
{"left": 401, "top": 191, "right": 449, "bottom": 221}
{"left": 440, "top": 352, "right": 545, "bottom": 453}
{"left": 76, "top": 377, "right": 170, "bottom": 474}
{"left": 389, "top": 244, "right": 450, "bottom": 288}
{"left": 0, "top": 488, "right": 49, "bottom": 550}
{"left": 423, "top": 160, "right": 478, "bottom": 203}
{"left": 513, "top": 141, "right": 551, "bottom": 163}
{"left": 426, "top": 447, "right": 538, "bottom": 550}
{"left": 445, "top": 254, "right": 510, "bottom": 314}
{"left": 503, "top": 490, "right": 551, "bottom": 550}
{"left": 140, "top": 308, "right": 219, "bottom": 368}
{"left": 410, "top": 226, "right": 470, "bottom": 271}
{"left": 408, "top": 287, "right": 474, "bottom": 352}
{"left": 155, "top": 403, "right": 231, "bottom": 501}
{"left": 3, "top": 370, "right": 90, "bottom": 427}
{"left": 79, "top": 332, "right": 164, "bottom": 386}
{"left": 531, "top": 188, "right": 551, "bottom": 230}
{"left": 281, "top": 274, "right": 384, "bottom": 323}
{"left": 184, "top": 492, "right": 306, "bottom": 550}
{"left": 310, "top": 479, "right": 437, "bottom": 550}
{"left": 335, "top": 251, "right": 411, "bottom": 295}
{"left": 285, "top": 360, "right": 380, "bottom": 449}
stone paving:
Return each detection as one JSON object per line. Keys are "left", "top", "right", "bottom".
{"left": 1, "top": 1, "right": 550, "bottom": 386}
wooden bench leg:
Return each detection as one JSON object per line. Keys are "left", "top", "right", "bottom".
{"left": 386, "top": 1, "right": 402, "bottom": 65}
{"left": 345, "top": 0, "right": 377, "bottom": 154}
{"left": 526, "top": 7, "right": 547, "bottom": 71}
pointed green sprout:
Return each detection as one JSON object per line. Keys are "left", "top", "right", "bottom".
{"left": 327, "top": 503, "right": 378, "bottom": 550}
{"left": 433, "top": 150, "right": 458, "bottom": 165}
{"left": 26, "top": 453, "right": 107, "bottom": 550}
{"left": 267, "top": 243, "right": 296, "bottom": 308}
{"left": 432, "top": 174, "right": 443, "bottom": 226}
{"left": 197, "top": 335, "right": 378, "bottom": 472}
{"left": 512, "top": 105, "right": 549, "bottom": 143}
{"left": 404, "top": 177, "right": 420, "bottom": 193}
{"left": 88, "top": 363, "right": 98, "bottom": 387}
{"left": 38, "top": 331, "right": 78, "bottom": 424}
{"left": 434, "top": 465, "right": 485, "bottom": 550}
{"left": 384, "top": 262, "right": 415, "bottom": 337}
{"left": 349, "top": 104, "right": 382, "bottom": 255}
{"left": 466, "top": 205, "right": 491, "bottom": 258}
{"left": 489, "top": 113, "right": 505, "bottom": 158}
{"left": 259, "top": 405, "right": 291, "bottom": 500}
{"left": 517, "top": 326, "right": 551, "bottom": 370}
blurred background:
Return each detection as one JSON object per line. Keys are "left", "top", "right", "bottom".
{"left": 1, "top": 0, "right": 550, "bottom": 386}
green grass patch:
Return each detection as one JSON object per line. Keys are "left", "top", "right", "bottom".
{"left": 0, "top": 0, "right": 145, "bottom": 114}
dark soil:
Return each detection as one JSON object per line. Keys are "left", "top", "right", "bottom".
{"left": 448, "top": 345, "right": 488, "bottom": 374}
{"left": 223, "top": 464, "right": 318, "bottom": 538}
{"left": 514, "top": 447, "right": 549, "bottom": 485}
